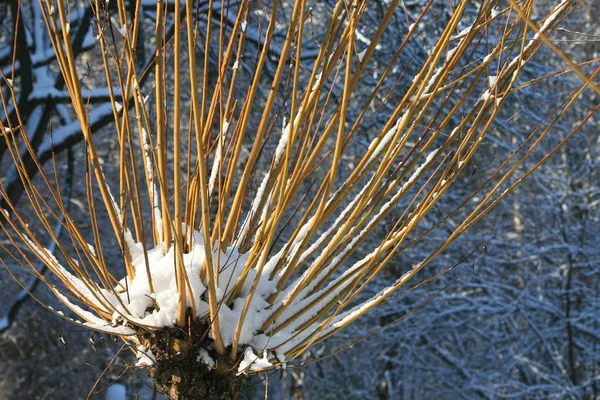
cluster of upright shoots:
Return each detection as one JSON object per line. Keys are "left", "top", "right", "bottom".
{"left": 0, "top": 0, "right": 598, "bottom": 381}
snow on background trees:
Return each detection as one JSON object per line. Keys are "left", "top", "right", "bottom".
{"left": 0, "top": 0, "right": 598, "bottom": 398}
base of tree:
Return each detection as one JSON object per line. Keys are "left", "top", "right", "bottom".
{"left": 141, "top": 321, "right": 244, "bottom": 400}
{"left": 151, "top": 359, "right": 243, "bottom": 400}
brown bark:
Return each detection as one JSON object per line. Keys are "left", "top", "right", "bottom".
{"left": 142, "top": 321, "right": 244, "bottom": 400}
{"left": 151, "top": 358, "right": 243, "bottom": 400}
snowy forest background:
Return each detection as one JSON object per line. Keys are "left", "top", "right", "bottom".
{"left": 0, "top": 0, "right": 599, "bottom": 399}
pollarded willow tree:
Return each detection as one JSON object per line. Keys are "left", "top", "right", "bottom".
{"left": 0, "top": 0, "right": 598, "bottom": 398}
